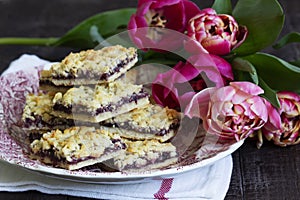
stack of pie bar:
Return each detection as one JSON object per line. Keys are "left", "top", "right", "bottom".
{"left": 22, "top": 45, "right": 181, "bottom": 171}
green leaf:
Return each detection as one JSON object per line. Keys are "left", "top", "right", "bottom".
{"left": 243, "top": 52, "right": 300, "bottom": 92}
{"left": 232, "top": 57, "right": 259, "bottom": 84}
{"left": 273, "top": 32, "right": 300, "bottom": 49}
{"left": 258, "top": 77, "right": 280, "bottom": 108}
{"left": 52, "top": 8, "right": 136, "bottom": 49}
{"left": 231, "top": 57, "right": 280, "bottom": 107}
{"left": 232, "top": 0, "right": 284, "bottom": 56}
{"left": 212, "top": 0, "right": 232, "bottom": 14}
{"left": 290, "top": 60, "right": 300, "bottom": 68}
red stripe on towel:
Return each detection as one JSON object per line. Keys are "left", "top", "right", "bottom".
{"left": 154, "top": 178, "right": 174, "bottom": 199}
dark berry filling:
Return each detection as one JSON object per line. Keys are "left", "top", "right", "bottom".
{"left": 53, "top": 90, "right": 149, "bottom": 116}
{"left": 120, "top": 151, "right": 176, "bottom": 171}
{"left": 51, "top": 54, "right": 137, "bottom": 80}
{"left": 32, "top": 141, "right": 125, "bottom": 168}
{"left": 102, "top": 120, "right": 180, "bottom": 136}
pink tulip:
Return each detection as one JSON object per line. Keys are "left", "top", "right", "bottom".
{"left": 262, "top": 91, "right": 300, "bottom": 146}
{"left": 185, "top": 82, "right": 268, "bottom": 141}
{"left": 152, "top": 53, "right": 233, "bottom": 111}
{"left": 187, "top": 8, "right": 248, "bottom": 55}
{"left": 128, "top": 0, "right": 200, "bottom": 50}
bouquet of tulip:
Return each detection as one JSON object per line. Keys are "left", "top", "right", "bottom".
{"left": 1, "top": 0, "right": 300, "bottom": 148}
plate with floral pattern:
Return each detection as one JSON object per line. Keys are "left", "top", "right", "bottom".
{"left": 0, "top": 59, "right": 244, "bottom": 184}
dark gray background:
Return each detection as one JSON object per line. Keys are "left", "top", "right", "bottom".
{"left": 0, "top": 0, "right": 299, "bottom": 199}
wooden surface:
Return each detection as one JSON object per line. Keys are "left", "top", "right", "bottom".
{"left": 0, "top": 0, "right": 299, "bottom": 199}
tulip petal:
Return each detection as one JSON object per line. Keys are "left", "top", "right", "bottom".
{"left": 189, "top": 55, "right": 225, "bottom": 88}
{"left": 184, "top": 87, "right": 216, "bottom": 119}
{"left": 202, "top": 37, "right": 231, "bottom": 55}
{"left": 249, "top": 97, "right": 268, "bottom": 122}
{"left": 230, "top": 81, "right": 264, "bottom": 96}
{"left": 179, "top": 91, "right": 197, "bottom": 109}
{"left": 210, "top": 54, "right": 234, "bottom": 80}
{"left": 264, "top": 99, "right": 282, "bottom": 131}
{"left": 278, "top": 91, "right": 300, "bottom": 102}
{"left": 184, "top": 39, "right": 209, "bottom": 54}
{"left": 173, "top": 61, "right": 200, "bottom": 83}
{"left": 137, "top": 1, "right": 153, "bottom": 15}
{"left": 212, "top": 86, "right": 236, "bottom": 102}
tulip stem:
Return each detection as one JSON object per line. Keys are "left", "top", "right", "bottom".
{"left": 0, "top": 37, "right": 59, "bottom": 46}
{"left": 256, "top": 129, "right": 263, "bottom": 149}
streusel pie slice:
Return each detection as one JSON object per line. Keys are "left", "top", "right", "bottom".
{"left": 22, "top": 92, "right": 75, "bottom": 132}
{"left": 30, "top": 126, "right": 126, "bottom": 170}
{"left": 106, "top": 139, "right": 178, "bottom": 172}
{"left": 21, "top": 92, "right": 101, "bottom": 143}
{"left": 102, "top": 104, "right": 181, "bottom": 142}
{"left": 22, "top": 92, "right": 77, "bottom": 144}
{"left": 51, "top": 81, "right": 149, "bottom": 123}
{"left": 39, "top": 45, "right": 138, "bottom": 87}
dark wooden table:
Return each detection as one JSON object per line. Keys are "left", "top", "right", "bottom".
{"left": 0, "top": 0, "right": 299, "bottom": 199}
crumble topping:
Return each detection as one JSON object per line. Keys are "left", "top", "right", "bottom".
{"left": 21, "top": 92, "right": 75, "bottom": 131}
{"left": 22, "top": 92, "right": 55, "bottom": 122}
{"left": 43, "top": 45, "right": 137, "bottom": 78}
{"left": 104, "top": 104, "right": 181, "bottom": 132}
{"left": 113, "top": 139, "right": 178, "bottom": 170}
{"left": 19, "top": 44, "right": 181, "bottom": 172}
{"left": 125, "top": 139, "right": 177, "bottom": 156}
{"left": 52, "top": 81, "right": 146, "bottom": 112}
{"left": 30, "top": 126, "right": 125, "bottom": 162}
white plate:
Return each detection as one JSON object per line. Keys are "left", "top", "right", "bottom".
{"left": 0, "top": 59, "right": 244, "bottom": 184}
{"left": 0, "top": 127, "right": 243, "bottom": 184}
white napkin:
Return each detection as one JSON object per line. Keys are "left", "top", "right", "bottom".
{"left": 0, "top": 156, "right": 232, "bottom": 200}
{"left": 0, "top": 54, "right": 234, "bottom": 200}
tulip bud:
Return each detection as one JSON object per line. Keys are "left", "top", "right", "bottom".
{"left": 128, "top": 0, "right": 200, "bottom": 50}
{"left": 185, "top": 82, "right": 268, "bottom": 141}
{"left": 187, "top": 8, "right": 248, "bottom": 55}
{"left": 262, "top": 91, "right": 300, "bottom": 146}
